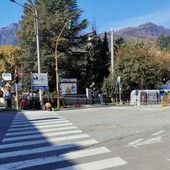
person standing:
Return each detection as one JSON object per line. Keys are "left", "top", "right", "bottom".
{"left": 4, "top": 89, "right": 13, "bottom": 109}
{"left": 98, "top": 89, "right": 104, "bottom": 105}
{"left": 20, "top": 98, "right": 28, "bottom": 110}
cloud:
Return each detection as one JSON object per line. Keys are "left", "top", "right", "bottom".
{"left": 114, "top": 8, "right": 170, "bottom": 30}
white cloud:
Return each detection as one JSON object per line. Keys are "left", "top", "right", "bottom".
{"left": 114, "top": 8, "right": 170, "bottom": 30}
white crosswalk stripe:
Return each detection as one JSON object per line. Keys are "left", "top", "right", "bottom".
{"left": 0, "top": 111, "right": 127, "bottom": 169}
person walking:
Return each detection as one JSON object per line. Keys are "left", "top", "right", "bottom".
{"left": 4, "top": 89, "right": 13, "bottom": 109}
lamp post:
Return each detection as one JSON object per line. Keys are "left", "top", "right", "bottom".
{"left": 10, "top": 0, "right": 42, "bottom": 107}
{"left": 55, "top": 22, "right": 67, "bottom": 109}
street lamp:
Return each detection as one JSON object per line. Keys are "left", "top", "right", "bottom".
{"left": 55, "top": 22, "right": 67, "bottom": 109}
{"left": 10, "top": 0, "right": 43, "bottom": 107}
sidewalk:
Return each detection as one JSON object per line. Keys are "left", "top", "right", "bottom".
{"left": 0, "top": 108, "right": 17, "bottom": 143}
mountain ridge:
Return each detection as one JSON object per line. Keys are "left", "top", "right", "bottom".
{"left": 0, "top": 23, "right": 19, "bottom": 45}
{"left": 1, "top": 22, "right": 170, "bottom": 45}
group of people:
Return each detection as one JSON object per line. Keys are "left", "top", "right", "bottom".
{"left": 4, "top": 89, "right": 28, "bottom": 110}
{"left": 4, "top": 89, "right": 53, "bottom": 111}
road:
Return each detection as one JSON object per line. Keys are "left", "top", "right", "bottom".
{"left": 0, "top": 105, "right": 170, "bottom": 169}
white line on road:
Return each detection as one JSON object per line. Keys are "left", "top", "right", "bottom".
{"left": 0, "top": 147, "right": 109, "bottom": 170}
{"left": 10, "top": 120, "right": 69, "bottom": 128}
{"left": 152, "top": 130, "right": 166, "bottom": 136}
{"left": 126, "top": 139, "right": 144, "bottom": 148}
{"left": 3, "top": 130, "right": 83, "bottom": 142}
{"left": 8, "top": 123, "right": 73, "bottom": 132}
{"left": 0, "top": 139, "right": 98, "bottom": 159}
{"left": 55, "top": 157, "right": 127, "bottom": 170}
{"left": 11, "top": 118, "right": 66, "bottom": 125}
{"left": 0, "top": 134, "right": 90, "bottom": 150}
{"left": 6, "top": 126, "right": 78, "bottom": 136}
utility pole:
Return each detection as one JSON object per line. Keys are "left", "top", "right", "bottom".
{"left": 111, "top": 28, "right": 114, "bottom": 102}
{"left": 111, "top": 28, "right": 114, "bottom": 79}
{"left": 34, "top": 9, "right": 42, "bottom": 107}
{"left": 10, "top": 0, "right": 42, "bottom": 108}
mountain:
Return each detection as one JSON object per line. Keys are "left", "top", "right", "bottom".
{"left": 0, "top": 23, "right": 19, "bottom": 45}
{"left": 115, "top": 22, "right": 170, "bottom": 41}
{"left": 1, "top": 22, "right": 170, "bottom": 46}
{"left": 100, "top": 22, "right": 170, "bottom": 43}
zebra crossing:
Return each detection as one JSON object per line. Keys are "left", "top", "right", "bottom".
{"left": 0, "top": 111, "right": 127, "bottom": 170}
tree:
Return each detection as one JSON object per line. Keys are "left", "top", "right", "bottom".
{"left": 17, "top": 0, "right": 88, "bottom": 92}
{"left": 102, "top": 41, "right": 163, "bottom": 99}
{"left": 156, "top": 34, "right": 170, "bottom": 52}
{"left": 0, "top": 45, "right": 21, "bottom": 80}
{"left": 83, "top": 31, "right": 110, "bottom": 91}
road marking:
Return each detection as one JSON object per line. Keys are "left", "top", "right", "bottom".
{"left": 8, "top": 123, "right": 73, "bottom": 131}
{"left": 55, "top": 157, "right": 127, "bottom": 170}
{"left": 6, "top": 126, "right": 78, "bottom": 136}
{"left": 126, "top": 139, "right": 144, "bottom": 148}
{"left": 127, "top": 136, "right": 164, "bottom": 148}
{"left": 152, "top": 130, "right": 166, "bottom": 136}
{"left": 0, "top": 147, "right": 110, "bottom": 170}
{"left": 0, "top": 134, "right": 90, "bottom": 149}
{"left": 0, "top": 139, "right": 98, "bottom": 159}
{"left": 3, "top": 130, "right": 83, "bottom": 142}
{"left": 10, "top": 120, "right": 69, "bottom": 128}
{"left": 11, "top": 118, "right": 66, "bottom": 125}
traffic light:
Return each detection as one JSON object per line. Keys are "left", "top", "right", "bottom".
{"left": 67, "top": 19, "right": 73, "bottom": 30}
{"left": 59, "top": 72, "right": 62, "bottom": 81}
{"left": 15, "top": 73, "right": 20, "bottom": 84}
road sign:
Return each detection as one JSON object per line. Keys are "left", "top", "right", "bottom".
{"left": 31, "top": 73, "right": 48, "bottom": 90}
{"left": 0, "top": 82, "right": 4, "bottom": 86}
{"left": 2, "top": 73, "right": 11, "bottom": 81}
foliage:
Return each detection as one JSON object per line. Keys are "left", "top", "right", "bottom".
{"left": 156, "top": 34, "right": 170, "bottom": 52}
{"left": 84, "top": 32, "right": 110, "bottom": 91}
{"left": 102, "top": 41, "right": 163, "bottom": 98}
{"left": 17, "top": 0, "right": 88, "bottom": 92}
{"left": 0, "top": 45, "right": 21, "bottom": 80}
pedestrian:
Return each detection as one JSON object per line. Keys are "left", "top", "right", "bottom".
{"left": 98, "top": 89, "right": 104, "bottom": 105}
{"left": 44, "top": 101, "right": 53, "bottom": 111}
{"left": 4, "top": 89, "right": 13, "bottom": 109}
{"left": 20, "top": 98, "right": 28, "bottom": 110}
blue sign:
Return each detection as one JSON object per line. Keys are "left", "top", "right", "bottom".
{"left": 33, "top": 86, "right": 49, "bottom": 90}
{"left": 159, "top": 90, "right": 167, "bottom": 96}
{"left": 0, "top": 82, "right": 4, "bottom": 86}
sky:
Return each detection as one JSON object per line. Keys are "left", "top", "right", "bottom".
{"left": 1, "top": 0, "right": 170, "bottom": 33}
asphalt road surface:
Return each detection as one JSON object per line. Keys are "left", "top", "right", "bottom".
{"left": 0, "top": 105, "right": 170, "bottom": 170}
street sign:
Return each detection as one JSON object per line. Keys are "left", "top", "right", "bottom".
{"left": 2, "top": 73, "right": 11, "bottom": 81}
{"left": 0, "top": 82, "right": 4, "bottom": 86}
{"left": 31, "top": 73, "right": 48, "bottom": 90}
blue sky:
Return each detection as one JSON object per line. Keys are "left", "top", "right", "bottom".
{"left": 1, "top": 0, "right": 170, "bottom": 33}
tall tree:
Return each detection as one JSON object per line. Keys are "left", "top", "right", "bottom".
{"left": 17, "top": 0, "right": 88, "bottom": 92}
{"left": 84, "top": 31, "right": 110, "bottom": 90}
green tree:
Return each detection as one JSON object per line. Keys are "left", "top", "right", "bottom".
{"left": 156, "top": 34, "right": 170, "bottom": 52}
{"left": 84, "top": 31, "right": 110, "bottom": 91}
{"left": 17, "top": 0, "right": 88, "bottom": 92}
{"left": 103, "top": 41, "right": 163, "bottom": 99}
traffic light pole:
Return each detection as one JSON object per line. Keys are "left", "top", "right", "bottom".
{"left": 55, "top": 22, "right": 67, "bottom": 109}
{"left": 15, "top": 69, "right": 19, "bottom": 110}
